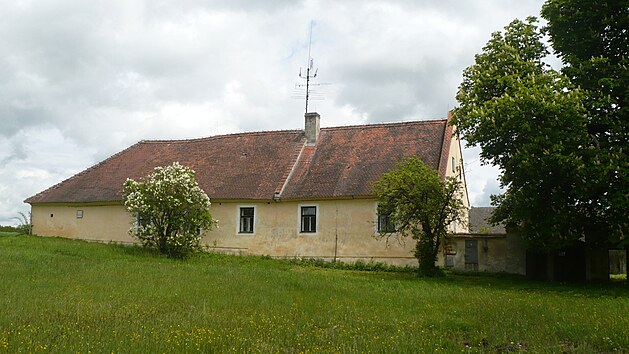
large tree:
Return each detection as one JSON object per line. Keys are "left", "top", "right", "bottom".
{"left": 373, "top": 157, "right": 464, "bottom": 275}
{"left": 541, "top": 0, "right": 628, "bottom": 247}
{"left": 453, "top": 18, "right": 590, "bottom": 249}
{"left": 453, "top": 8, "right": 627, "bottom": 250}
{"left": 123, "top": 162, "right": 215, "bottom": 258}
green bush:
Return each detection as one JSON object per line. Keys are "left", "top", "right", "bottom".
{"left": 123, "top": 162, "right": 216, "bottom": 258}
{"left": 0, "top": 225, "right": 20, "bottom": 233}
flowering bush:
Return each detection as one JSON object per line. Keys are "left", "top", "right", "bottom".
{"left": 123, "top": 162, "right": 215, "bottom": 258}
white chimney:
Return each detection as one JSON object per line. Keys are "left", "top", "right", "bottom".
{"left": 305, "top": 112, "right": 320, "bottom": 145}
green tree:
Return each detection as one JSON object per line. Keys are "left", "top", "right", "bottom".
{"left": 123, "top": 162, "right": 215, "bottom": 258}
{"left": 541, "top": 0, "right": 628, "bottom": 247}
{"left": 453, "top": 12, "right": 627, "bottom": 250}
{"left": 373, "top": 157, "right": 464, "bottom": 276}
{"left": 453, "top": 18, "right": 591, "bottom": 249}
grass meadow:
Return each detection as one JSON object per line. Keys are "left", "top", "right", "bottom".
{"left": 1, "top": 234, "right": 628, "bottom": 353}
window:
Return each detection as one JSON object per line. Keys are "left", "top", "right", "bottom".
{"left": 377, "top": 212, "right": 396, "bottom": 233}
{"left": 452, "top": 156, "right": 456, "bottom": 173}
{"left": 76, "top": 210, "right": 83, "bottom": 219}
{"left": 239, "top": 207, "right": 254, "bottom": 234}
{"left": 135, "top": 213, "right": 148, "bottom": 228}
{"left": 300, "top": 206, "right": 317, "bottom": 233}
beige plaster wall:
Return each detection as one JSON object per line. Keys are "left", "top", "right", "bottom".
{"left": 203, "top": 199, "right": 417, "bottom": 265}
{"left": 31, "top": 199, "right": 417, "bottom": 264}
{"left": 444, "top": 133, "right": 470, "bottom": 233}
{"left": 30, "top": 201, "right": 526, "bottom": 274}
{"left": 439, "top": 234, "right": 526, "bottom": 275}
{"left": 31, "top": 204, "right": 136, "bottom": 243}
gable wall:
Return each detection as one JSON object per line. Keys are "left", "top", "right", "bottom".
{"left": 444, "top": 132, "right": 470, "bottom": 233}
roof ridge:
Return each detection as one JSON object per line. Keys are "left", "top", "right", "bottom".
{"left": 135, "top": 120, "right": 447, "bottom": 144}
{"left": 321, "top": 119, "right": 447, "bottom": 131}
{"left": 142, "top": 129, "right": 303, "bottom": 144}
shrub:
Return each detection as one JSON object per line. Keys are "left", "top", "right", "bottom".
{"left": 123, "top": 162, "right": 215, "bottom": 258}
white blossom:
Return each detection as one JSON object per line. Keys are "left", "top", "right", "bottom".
{"left": 122, "top": 162, "right": 215, "bottom": 258}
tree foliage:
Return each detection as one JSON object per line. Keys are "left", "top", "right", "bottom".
{"left": 454, "top": 18, "right": 589, "bottom": 249}
{"left": 373, "top": 157, "right": 464, "bottom": 275}
{"left": 123, "top": 162, "right": 215, "bottom": 258}
{"left": 542, "top": 0, "right": 629, "bottom": 246}
{"left": 453, "top": 9, "right": 627, "bottom": 250}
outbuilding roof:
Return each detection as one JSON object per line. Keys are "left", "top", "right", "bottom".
{"left": 468, "top": 207, "right": 506, "bottom": 234}
{"left": 26, "top": 117, "right": 452, "bottom": 204}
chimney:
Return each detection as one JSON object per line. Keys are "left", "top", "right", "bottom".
{"left": 304, "top": 112, "right": 320, "bottom": 145}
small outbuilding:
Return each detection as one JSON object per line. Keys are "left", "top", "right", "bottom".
{"left": 440, "top": 207, "right": 526, "bottom": 275}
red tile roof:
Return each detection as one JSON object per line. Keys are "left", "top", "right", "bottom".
{"left": 26, "top": 118, "right": 451, "bottom": 204}
{"left": 281, "top": 120, "right": 448, "bottom": 199}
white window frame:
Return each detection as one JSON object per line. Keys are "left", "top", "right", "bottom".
{"left": 237, "top": 205, "right": 256, "bottom": 235}
{"left": 298, "top": 204, "right": 319, "bottom": 235}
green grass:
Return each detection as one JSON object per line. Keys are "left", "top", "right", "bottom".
{"left": 1, "top": 235, "right": 628, "bottom": 353}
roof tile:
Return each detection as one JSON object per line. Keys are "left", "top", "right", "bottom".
{"left": 281, "top": 120, "right": 448, "bottom": 199}
{"left": 26, "top": 119, "right": 450, "bottom": 203}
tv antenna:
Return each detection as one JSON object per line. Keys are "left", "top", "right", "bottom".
{"left": 293, "top": 21, "right": 330, "bottom": 113}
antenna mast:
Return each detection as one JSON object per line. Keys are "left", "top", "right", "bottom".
{"left": 299, "top": 21, "right": 318, "bottom": 113}
{"left": 293, "top": 21, "right": 329, "bottom": 112}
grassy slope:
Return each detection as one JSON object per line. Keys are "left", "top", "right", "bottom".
{"left": 0, "top": 235, "right": 627, "bottom": 353}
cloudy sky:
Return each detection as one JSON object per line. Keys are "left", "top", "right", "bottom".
{"left": 0, "top": 0, "right": 549, "bottom": 225}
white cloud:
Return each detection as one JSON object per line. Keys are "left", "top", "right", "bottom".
{"left": 0, "top": 127, "right": 95, "bottom": 225}
{"left": 0, "top": 0, "right": 546, "bottom": 224}
{"left": 462, "top": 145, "right": 505, "bottom": 206}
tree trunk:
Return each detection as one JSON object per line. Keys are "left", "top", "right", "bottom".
{"left": 415, "top": 239, "right": 438, "bottom": 276}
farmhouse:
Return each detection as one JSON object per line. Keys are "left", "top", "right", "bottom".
{"left": 26, "top": 112, "right": 470, "bottom": 266}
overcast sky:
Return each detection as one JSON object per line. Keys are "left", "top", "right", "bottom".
{"left": 0, "top": 0, "right": 549, "bottom": 225}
